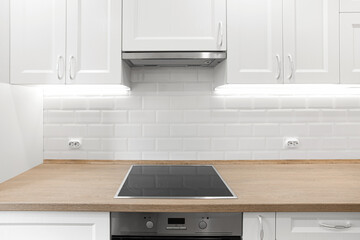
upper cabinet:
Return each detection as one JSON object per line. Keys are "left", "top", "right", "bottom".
{"left": 217, "top": 0, "right": 340, "bottom": 86}
{"left": 11, "top": 0, "right": 66, "bottom": 85}
{"left": 122, "top": 0, "right": 227, "bottom": 51}
{"left": 341, "top": 0, "right": 360, "bottom": 12}
{"left": 283, "top": 0, "right": 339, "bottom": 84}
{"left": 340, "top": 13, "right": 360, "bottom": 84}
{"left": 10, "top": 0, "right": 129, "bottom": 86}
{"left": 66, "top": 0, "right": 124, "bottom": 84}
{"left": 226, "top": 0, "right": 283, "bottom": 84}
{"left": 0, "top": 0, "right": 9, "bottom": 84}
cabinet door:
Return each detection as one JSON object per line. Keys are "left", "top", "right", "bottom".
{"left": 341, "top": 0, "right": 360, "bottom": 12}
{"left": 123, "top": 0, "right": 226, "bottom": 51}
{"left": 0, "top": 212, "right": 110, "bottom": 240}
{"left": 277, "top": 212, "right": 360, "bottom": 240}
{"left": 340, "top": 13, "right": 360, "bottom": 83}
{"left": 66, "top": 0, "right": 123, "bottom": 84}
{"left": 227, "top": 0, "right": 283, "bottom": 84}
{"left": 10, "top": 0, "right": 66, "bottom": 84}
{"left": 283, "top": 0, "right": 339, "bottom": 84}
{"left": 243, "top": 213, "right": 275, "bottom": 240}
{"left": 0, "top": 0, "right": 9, "bottom": 84}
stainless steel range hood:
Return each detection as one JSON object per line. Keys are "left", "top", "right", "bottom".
{"left": 122, "top": 52, "right": 226, "bottom": 67}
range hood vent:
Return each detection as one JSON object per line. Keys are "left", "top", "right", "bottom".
{"left": 122, "top": 52, "right": 226, "bottom": 67}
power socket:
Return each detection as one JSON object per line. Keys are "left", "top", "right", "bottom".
{"left": 284, "top": 137, "right": 300, "bottom": 149}
{"left": 68, "top": 138, "right": 82, "bottom": 150}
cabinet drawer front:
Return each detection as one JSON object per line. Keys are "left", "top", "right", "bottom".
{"left": 341, "top": 0, "right": 360, "bottom": 12}
{"left": 0, "top": 211, "right": 110, "bottom": 240}
{"left": 277, "top": 212, "right": 360, "bottom": 240}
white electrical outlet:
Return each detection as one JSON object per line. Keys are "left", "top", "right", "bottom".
{"left": 284, "top": 137, "right": 300, "bottom": 149}
{"left": 68, "top": 138, "right": 82, "bottom": 150}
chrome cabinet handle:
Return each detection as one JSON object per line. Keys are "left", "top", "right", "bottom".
{"left": 56, "top": 56, "right": 64, "bottom": 80}
{"left": 218, "top": 21, "right": 223, "bottom": 47}
{"left": 69, "top": 56, "right": 76, "bottom": 80}
{"left": 258, "top": 215, "right": 264, "bottom": 240}
{"left": 275, "top": 55, "right": 281, "bottom": 80}
{"left": 287, "top": 54, "right": 294, "bottom": 80}
{"left": 319, "top": 223, "right": 352, "bottom": 230}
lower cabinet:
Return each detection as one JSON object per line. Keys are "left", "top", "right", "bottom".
{"left": 243, "top": 212, "right": 360, "bottom": 240}
{"left": 0, "top": 211, "right": 110, "bottom": 240}
{"left": 243, "top": 212, "right": 275, "bottom": 240}
{"left": 277, "top": 212, "right": 360, "bottom": 240}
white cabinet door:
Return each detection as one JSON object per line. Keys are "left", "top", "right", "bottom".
{"left": 10, "top": 0, "right": 66, "bottom": 84}
{"left": 341, "top": 0, "right": 360, "bottom": 12}
{"left": 66, "top": 0, "right": 124, "bottom": 84}
{"left": 123, "top": 0, "right": 226, "bottom": 51}
{"left": 0, "top": 212, "right": 110, "bottom": 240}
{"left": 277, "top": 212, "right": 360, "bottom": 240}
{"left": 283, "top": 0, "right": 340, "bottom": 84}
{"left": 0, "top": 0, "right": 9, "bottom": 84}
{"left": 227, "top": 0, "right": 283, "bottom": 84}
{"left": 340, "top": 13, "right": 360, "bottom": 83}
{"left": 243, "top": 213, "right": 275, "bottom": 240}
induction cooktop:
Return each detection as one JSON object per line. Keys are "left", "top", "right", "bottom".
{"left": 114, "top": 165, "right": 237, "bottom": 199}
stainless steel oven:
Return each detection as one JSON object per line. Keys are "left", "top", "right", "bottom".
{"left": 111, "top": 213, "right": 242, "bottom": 240}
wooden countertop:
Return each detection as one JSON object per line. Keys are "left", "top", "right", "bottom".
{"left": 1, "top": 160, "right": 360, "bottom": 212}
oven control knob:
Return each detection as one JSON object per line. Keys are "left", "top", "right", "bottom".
{"left": 146, "top": 220, "right": 154, "bottom": 229}
{"left": 199, "top": 221, "right": 207, "bottom": 229}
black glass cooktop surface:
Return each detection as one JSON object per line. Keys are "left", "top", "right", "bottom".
{"left": 115, "top": 165, "right": 236, "bottom": 199}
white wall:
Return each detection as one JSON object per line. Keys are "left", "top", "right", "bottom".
{"left": 0, "top": 84, "right": 43, "bottom": 182}
{"left": 43, "top": 68, "right": 360, "bottom": 160}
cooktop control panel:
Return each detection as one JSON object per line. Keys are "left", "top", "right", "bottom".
{"left": 111, "top": 212, "right": 242, "bottom": 236}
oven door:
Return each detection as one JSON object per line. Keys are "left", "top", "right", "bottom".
{"left": 112, "top": 236, "right": 241, "bottom": 240}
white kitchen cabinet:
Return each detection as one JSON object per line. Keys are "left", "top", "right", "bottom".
{"left": 340, "top": 13, "right": 360, "bottom": 83}
{"left": 277, "top": 212, "right": 360, "bottom": 240}
{"left": 341, "top": 0, "right": 360, "bottom": 12}
{"left": 66, "top": 0, "right": 125, "bottom": 84}
{"left": 216, "top": 0, "right": 340, "bottom": 86}
{"left": 10, "top": 0, "right": 66, "bottom": 84}
{"left": 283, "top": 0, "right": 340, "bottom": 84}
{"left": 123, "top": 0, "right": 226, "bottom": 51}
{"left": 0, "top": 0, "right": 9, "bottom": 84}
{"left": 226, "top": 0, "right": 283, "bottom": 84}
{"left": 243, "top": 212, "right": 275, "bottom": 240}
{"left": 10, "top": 0, "right": 129, "bottom": 86}
{"left": 0, "top": 212, "right": 110, "bottom": 240}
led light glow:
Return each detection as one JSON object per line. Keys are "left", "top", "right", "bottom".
{"left": 214, "top": 84, "right": 360, "bottom": 96}
{"left": 41, "top": 84, "right": 130, "bottom": 96}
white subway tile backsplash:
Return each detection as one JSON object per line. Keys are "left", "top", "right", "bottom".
{"left": 184, "top": 110, "right": 212, "bottom": 123}
{"left": 43, "top": 68, "right": 360, "bottom": 161}
{"left": 183, "top": 138, "right": 211, "bottom": 151}
{"left": 143, "top": 125, "right": 170, "bottom": 137}
{"left": 88, "top": 98, "right": 114, "bottom": 110}
{"left": 46, "top": 111, "right": 74, "bottom": 123}
{"left": 87, "top": 125, "right": 114, "bottom": 137}
{"left": 307, "top": 97, "right": 334, "bottom": 109}
{"left": 62, "top": 98, "right": 88, "bottom": 110}
{"left": 128, "top": 139, "right": 155, "bottom": 151}
{"left": 101, "top": 138, "right": 127, "bottom": 151}
{"left": 102, "top": 111, "right": 128, "bottom": 123}
{"left": 156, "top": 139, "right": 183, "bottom": 151}
{"left": 115, "top": 124, "right": 142, "bottom": 137}
{"left": 253, "top": 124, "right": 280, "bottom": 137}
{"left": 170, "top": 125, "right": 197, "bottom": 137}
{"left": 156, "top": 110, "right": 184, "bottom": 123}
{"left": 211, "top": 138, "right": 238, "bottom": 151}
{"left": 199, "top": 124, "right": 225, "bottom": 137}
{"left": 75, "top": 111, "right": 101, "bottom": 123}
{"left": 129, "top": 111, "right": 156, "bottom": 123}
